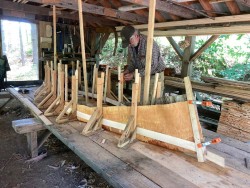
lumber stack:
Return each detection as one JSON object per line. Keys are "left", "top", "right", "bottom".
{"left": 217, "top": 100, "right": 250, "bottom": 142}
{"left": 165, "top": 76, "right": 250, "bottom": 102}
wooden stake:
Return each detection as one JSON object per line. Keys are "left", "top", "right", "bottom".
{"left": 156, "top": 81, "right": 162, "bottom": 100}
{"left": 78, "top": 0, "right": 89, "bottom": 103}
{"left": 143, "top": 0, "right": 156, "bottom": 105}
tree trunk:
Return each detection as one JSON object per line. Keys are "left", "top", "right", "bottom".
{"left": 19, "top": 23, "right": 25, "bottom": 66}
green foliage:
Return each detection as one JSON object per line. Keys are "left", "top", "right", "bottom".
{"left": 218, "top": 63, "right": 250, "bottom": 80}
{"left": 100, "top": 34, "right": 127, "bottom": 68}
{"left": 194, "top": 34, "right": 250, "bottom": 80}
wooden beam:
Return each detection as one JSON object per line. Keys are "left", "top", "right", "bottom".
{"left": 118, "top": 5, "right": 147, "bottom": 11}
{"left": 226, "top": 1, "right": 241, "bottom": 15}
{"left": 237, "top": 0, "right": 250, "bottom": 7}
{"left": 190, "top": 35, "right": 219, "bottom": 61}
{"left": 141, "top": 24, "right": 250, "bottom": 36}
{"left": 143, "top": 0, "right": 156, "bottom": 105}
{"left": 116, "top": 14, "right": 250, "bottom": 31}
{"left": 122, "top": 0, "right": 196, "bottom": 18}
{"left": 78, "top": 0, "right": 89, "bottom": 104}
{"left": 27, "top": 0, "right": 148, "bottom": 23}
{"left": 167, "top": 37, "right": 183, "bottom": 59}
{"left": 199, "top": 0, "right": 217, "bottom": 17}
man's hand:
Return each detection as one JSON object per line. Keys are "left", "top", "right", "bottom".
{"left": 124, "top": 72, "right": 133, "bottom": 81}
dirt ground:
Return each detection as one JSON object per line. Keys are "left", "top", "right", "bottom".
{"left": 0, "top": 98, "right": 111, "bottom": 188}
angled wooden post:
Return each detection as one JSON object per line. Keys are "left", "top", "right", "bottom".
{"left": 44, "top": 62, "right": 65, "bottom": 116}
{"left": 184, "top": 76, "right": 205, "bottom": 162}
{"left": 82, "top": 72, "right": 104, "bottom": 135}
{"left": 56, "top": 69, "right": 78, "bottom": 123}
{"left": 143, "top": 0, "right": 156, "bottom": 105}
{"left": 118, "top": 70, "right": 139, "bottom": 148}
{"left": 78, "top": 0, "right": 89, "bottom": 103}
{"left": 34, "top": 62, "right": 51, "bottom": 102}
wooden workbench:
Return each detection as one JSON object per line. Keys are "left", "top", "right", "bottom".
{"left": 6, "top": 87, "right": 250, "bottom": 188}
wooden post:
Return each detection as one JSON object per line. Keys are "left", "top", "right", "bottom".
{"left": 78, "top": 0, "right": 89, "bottom": 103}
{"left": 53, "top": 5, "right": 57, "bottom": 71}
{"left": 156, "top": 81, "right": 162, "bottom": 100}
{"left": 184, "top": 76, "right": 205, "bottom": 162}
{"left": 103, "top": 65, "right": 109, "bottom": 103}
{"left": 151, "top": 73, "right": 159, "bottom": 105}
{"left": 65, "top": 64, "right": 68, "bottom": 102}
{"left": 91, "top": 64, "right": 97, "bottom": 98}
{"left": 143, "top": 0, "right": 156, "bottom": 105}
{"left": 118, "top": 66, "right": 123, "bottom": 105}
{"left": 181, "top": 36, "right": 196, "bottom": 78}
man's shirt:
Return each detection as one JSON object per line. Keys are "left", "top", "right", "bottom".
{"left": 127, "top": 34, "right": 166, "bottom": 76}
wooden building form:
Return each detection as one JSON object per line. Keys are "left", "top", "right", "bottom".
{"left": 1, "top": 0, "right": 250, "bottom": 187}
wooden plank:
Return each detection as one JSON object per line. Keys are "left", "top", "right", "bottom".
{"left": 43, "top": 119, "right": 160, "bottom": 188}
{"left": 203, "top": 128, "right": 250, "bottom": 153}
{"left": 143, "top": 25, "right": 250, "bottom": 36}
{"left": 0, "top": 92, "right": 11, "bottom": 99}
{"left": 143, "top": 0, "right": 156, "bottom": 105}
{"left": 184, "top": 77, "right": 205, "bottom": 162}
{"left": 151, "top": 73, "right": 159, "bottom": 105}
{"left": 116, "top": 14, "right": 250, "bottom": 31}
{"left": 78, "top": 0, "right": 89, "bottom": 104}
{"left": 89, "top": 131, "right": 198, "bottom": 188}
{"left": 12, "top": 118, "right": 45, "bottom": 134}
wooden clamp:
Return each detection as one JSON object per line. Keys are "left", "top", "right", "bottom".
{"left": 56, "top": 63, "right": 78, "bottom": 123}
{"left": 118, "top": 70, "right": 139, "bottom": 148}
{"left": 37, "top": 61, "right": 57, "bottom": 108}
{"left": 44, "top": 62, "right": 65, "bottom": 116}
{"left": 82, "top": 72, "right": 104, "bottom": 136}
{"left": 34, "top": 61, "right": 51, "bottom": 103}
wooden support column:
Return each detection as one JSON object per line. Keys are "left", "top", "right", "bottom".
{"left": 103, "top": 65, "right": 109, "bottom": 103}
{"left": 151, "top": 73, "right": 159, "bottom": 105}
{"left": 65, "top": 64, "right": 68, "bottom": 102}
{"left": 53, "top": 5, "right": 57, "bottom": 71}
{"left": 143, "top": 0, "right": 156, "bottom": 105}
{"left": 78, "top": 0, "right": 89, "bottom": 103}
{"left": 181, "top": 36, "right": 196, "bottom": 78}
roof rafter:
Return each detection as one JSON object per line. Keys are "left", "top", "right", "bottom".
{"left": 121, "top": 0, "right": 197, "bottom": 18}
{"left": 25, "top": 0, "right": 148, "bottom": 23}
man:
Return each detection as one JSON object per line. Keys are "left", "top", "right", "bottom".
{"left": 120, "top": 25, "right": 166, "bottom": 103}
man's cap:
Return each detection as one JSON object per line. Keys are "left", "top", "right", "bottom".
{"left": 120, "top": 25, "right": 135, "bottom": 48}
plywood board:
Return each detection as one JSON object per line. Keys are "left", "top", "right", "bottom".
{"left": 77, "top": 102, "right": 202, "bottom": 150}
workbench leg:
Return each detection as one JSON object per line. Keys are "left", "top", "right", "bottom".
{"left": 27, "top": 132, "right": 38, "bottom": 158}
